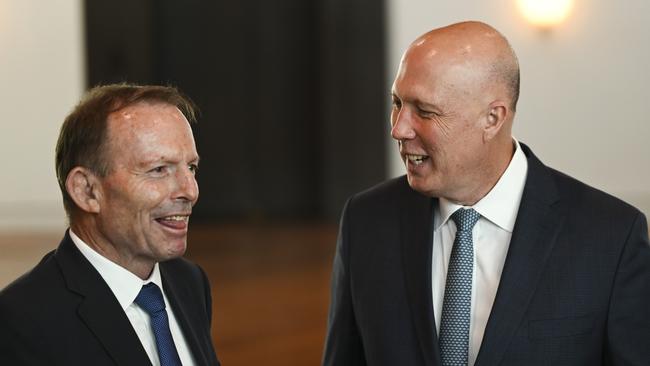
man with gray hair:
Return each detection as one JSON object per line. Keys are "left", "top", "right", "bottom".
{"left": 0, "top": 84, "right": 220, "bottom": 366}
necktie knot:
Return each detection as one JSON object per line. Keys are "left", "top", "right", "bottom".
{"left": 135, "top": 283, "right": 166, "bottom": 315}
{"left": 451, "top": 208, "right": 481, "bottom": 232}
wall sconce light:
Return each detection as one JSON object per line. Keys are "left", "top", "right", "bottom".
{"left": 517, "top": 0, "right": 574, "bottom": 28}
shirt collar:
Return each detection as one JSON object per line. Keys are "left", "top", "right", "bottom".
{"left": 69, "top": 229, "right": 163, "bottom": 310}
{"left": 435, "top": 139, "right": 528, "bottom": 232}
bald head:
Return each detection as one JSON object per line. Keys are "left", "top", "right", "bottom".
{"left": 404, "top": 21, "right": 520, "bottom": 111}
{"left": 390, "top": 21, "right": 521, "bottom": 204}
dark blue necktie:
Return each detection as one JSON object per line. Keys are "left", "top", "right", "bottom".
{"left": 134, "top": 283, "right": 183, "bottom": 366}
{"left": 439, "top": 208, "right": 481, "bottom": 366}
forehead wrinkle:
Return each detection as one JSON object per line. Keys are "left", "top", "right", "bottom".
{"left": 106, "top": 106, "right": 193, "bottom": 165}
{"left": 395, "top": 81, "right": 444, "bottom": 110}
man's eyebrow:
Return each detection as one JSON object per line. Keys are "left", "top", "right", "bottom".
{"left": 414, "top": 99, "right": 438, "bottom": 109}
{"left": 137, "top": 154, "right": 199, "bottom": 167}
{"left": 391, "top": 92, "right": 440, "bottom": 111}
{"left": 399, "top": 96, "right": 439, "bottom": 109}
{"left": 137, "top": 156, "right": 164, "bottom": 167}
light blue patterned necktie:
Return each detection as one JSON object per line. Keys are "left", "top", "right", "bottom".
{"left": 135, "top": 283, "right": 183, "bottom": 366}
{"left": 439, "top": 208, "right": 481, "bottom": 366}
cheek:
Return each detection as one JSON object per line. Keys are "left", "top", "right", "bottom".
{"left": 101, "top": 184, "right": 134, "bottom": 213}
{"left": 137, "top": 184, "right": 172, "bottom": 211}
{"left": 117, "top": 182, "right": 168, "bottom": 214}
{"left": 417, "top": 127, "right": 437, "bottom": 149}
{"left": 142, "top": 185, "right": 166, "bottom": 200}
{"left": 449, "top": 142, "right": 481, "bottom": 174}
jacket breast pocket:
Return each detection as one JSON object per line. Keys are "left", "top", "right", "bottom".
{"left": 528, "top": 314, "right": 594, "bottom": 339}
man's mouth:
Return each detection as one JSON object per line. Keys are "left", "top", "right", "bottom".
{"left": 406, "top": 154, "right": 429, "bottom": 166}
{"left": 155, "top": 215, "right": 190, "bottom": 230}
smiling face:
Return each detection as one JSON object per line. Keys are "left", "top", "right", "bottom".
{"left": 391, "top": 58, "right": 487, "bottom": 203}
{"left": 90, "top": 102, "right": 199, "bottom": 273}
{"left": 390, "top": 22, "right": 517, "bottom": 204}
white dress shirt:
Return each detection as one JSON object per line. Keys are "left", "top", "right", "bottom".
{"left": 432, "top": 139, "right": 528, "bottom": 366}
{"left": 70, "top": 230, "right": 195, "bottom": 366}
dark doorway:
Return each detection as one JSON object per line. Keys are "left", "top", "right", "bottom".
{"left": 85, "top": 0, "right": 386, "bottom": 221}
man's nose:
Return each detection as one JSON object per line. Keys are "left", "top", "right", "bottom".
{"left": 391, "top": 108, "right": 416, "bottom": 141}
{"left": 174, "top": 166, "right": 199, "bottom": 203}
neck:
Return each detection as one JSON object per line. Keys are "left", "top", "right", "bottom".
{"left": 70, "top": 220, "right": 155, "bottom": 280}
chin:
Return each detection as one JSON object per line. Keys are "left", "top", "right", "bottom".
{"left": 406, "top": 175, "right": 438, "bottom": 197}
{"left": 162, "top": 240, "right": 187, "bottom": 260}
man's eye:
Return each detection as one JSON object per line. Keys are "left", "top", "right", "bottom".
{"left": 417, "top": 108, "right": 436, "bottom": 118}
{"left": 188, "top": 164, "right": 199, "bottom": 175}
{"left": 149, "top": 166, "right": 168, "bottom": 175}
{"left": 391, "top": 99, "right": 402, "bottom": 109}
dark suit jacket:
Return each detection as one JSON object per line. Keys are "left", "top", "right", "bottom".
{"left": 323, "top": 144, "right": 650, "bottom": 365}
{"left": 0, "top": 231, "right": 220, "bottom": 366}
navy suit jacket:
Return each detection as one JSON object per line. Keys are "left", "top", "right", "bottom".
{"left": 323, "top": 144, "right": 650, "bottom": 365}
{"left": 0, "top": 231, "right": 220, "bottom": 366}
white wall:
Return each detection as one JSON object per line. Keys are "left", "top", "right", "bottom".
{"left": 387, "top": 0, "right": 650, "bottom": 215}
{"left": 1, "top": 0, "right": 649, "bottom": 234}
{"left": 0, "top": 0, "right": 84, "bottom": 232}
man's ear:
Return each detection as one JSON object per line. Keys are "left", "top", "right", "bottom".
{"left": 65, "top": 167, "right": 102, "bottom": 214}
{"left": 483, "top": 101, "right": 509, "bottom": 141}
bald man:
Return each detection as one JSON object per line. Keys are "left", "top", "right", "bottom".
{"left": 322, "top": 21, "right": 650, "bottom": 366}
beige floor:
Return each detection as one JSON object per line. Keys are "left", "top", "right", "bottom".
{"left": 0, "top": 223, "right": 337, "bottom": 366}
{"left": 0, "top": 233, "right": 59, "bottom": 288}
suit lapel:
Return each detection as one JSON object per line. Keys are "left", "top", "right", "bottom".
{"left": 55, "top": 233, "right": 152, "bottom": 366}
{"left": 400, "top": 184, "right": 440, "bottom": 366}
{"left": 475, "top": 144, "right": 566, "bottom": 366}
{"left": 160, "top": 264, "right": 211, "bottom": 365}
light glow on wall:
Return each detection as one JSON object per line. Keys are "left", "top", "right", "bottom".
{"left": 517, "top": 0, "right": 574, "bottom": 28}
